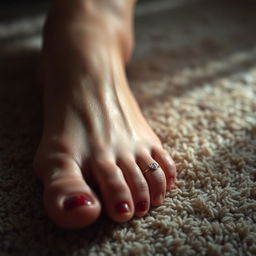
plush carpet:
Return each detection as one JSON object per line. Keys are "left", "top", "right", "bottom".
{"left": 0, "top": 0, "right": 255, "bottom": 255}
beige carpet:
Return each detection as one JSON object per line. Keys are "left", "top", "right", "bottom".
{"left": 0, "top": 0, "right": 256, "bottom": 255}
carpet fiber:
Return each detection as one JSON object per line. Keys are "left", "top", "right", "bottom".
{"left": 0, "top": 0, "right": 256, "bottom": 255}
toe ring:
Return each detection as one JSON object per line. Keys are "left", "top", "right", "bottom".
{"left": 142, "top": 162, "right": 160, "bottom": 174}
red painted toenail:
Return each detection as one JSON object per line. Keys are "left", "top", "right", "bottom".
{"left": 64, "top": 195, "right": 92, "bottom": 210}
{"left": 135, "top": 201, "right": 147, "bottom": 212}
{"left": 115, "top": 202, "right": 129, "bottom": 214}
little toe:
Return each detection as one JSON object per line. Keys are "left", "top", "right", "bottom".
{"left": 92, "top": 159, "right": 134, "bottom": 222}
{"left": 116, "top": 155, "right": 150, "bottom": 217}
{"left": 35, "top": 156, "right": 101, "bottom": 229}
{"left": 136, "top": 151, "right": 166, "bottom": 206}
{"left": 151, "top": 147, "right": 176, "bottom": 191}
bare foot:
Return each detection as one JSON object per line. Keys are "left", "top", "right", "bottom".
{"left": 34, "top": 0, "right": 176, "bottom": 229}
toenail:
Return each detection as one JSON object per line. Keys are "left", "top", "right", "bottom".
{"left": 64, "top": 195, "right": 92, "bottom": 210}
{"left": 160, "top": 193, "right": 165, "bottom": 203}
{"left": 168, "top": 177, "right": 174, "bottom": 190}
{"left": 115, "top": 202, "right": 130, "bottom": 214}
{"left": 135, "top": 201, "right": 148, "bottom": 212}
{"left": 154, "top": 193, "right": 164, "bottom": 204}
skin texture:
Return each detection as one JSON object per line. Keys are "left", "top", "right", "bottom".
{"left": 34, "top": 0, "right": 176, "bottom": 229}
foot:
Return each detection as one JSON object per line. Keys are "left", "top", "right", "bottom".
{"left": 34, "top": 0, "right": 176, "bottom": 229}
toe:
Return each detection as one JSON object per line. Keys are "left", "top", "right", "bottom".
{"left": 116, "top": 155, "right": 150, "bottom": 217}
{"left": 35, "top": 154, "right": 101, "bottom": 229}
{"left": 136, "top": 150, "right": 166, "bottom": 206}
{"left": 151, "top": 147, "right": 176, "bottom": 191}
{"left": 91, "top": 158, "right": 134, "bottom": 222}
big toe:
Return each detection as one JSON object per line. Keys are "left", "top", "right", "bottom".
{"left": 36, "top": 157, "right": 101, "bottom": 229}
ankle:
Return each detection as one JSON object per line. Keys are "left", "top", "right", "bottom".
{"left": 46, "top": 0, "right": 135, "bottom": 64}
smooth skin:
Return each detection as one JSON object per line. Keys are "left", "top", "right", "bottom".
{"left": 34, "top": 0, "right": 176, "bottom": 229}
